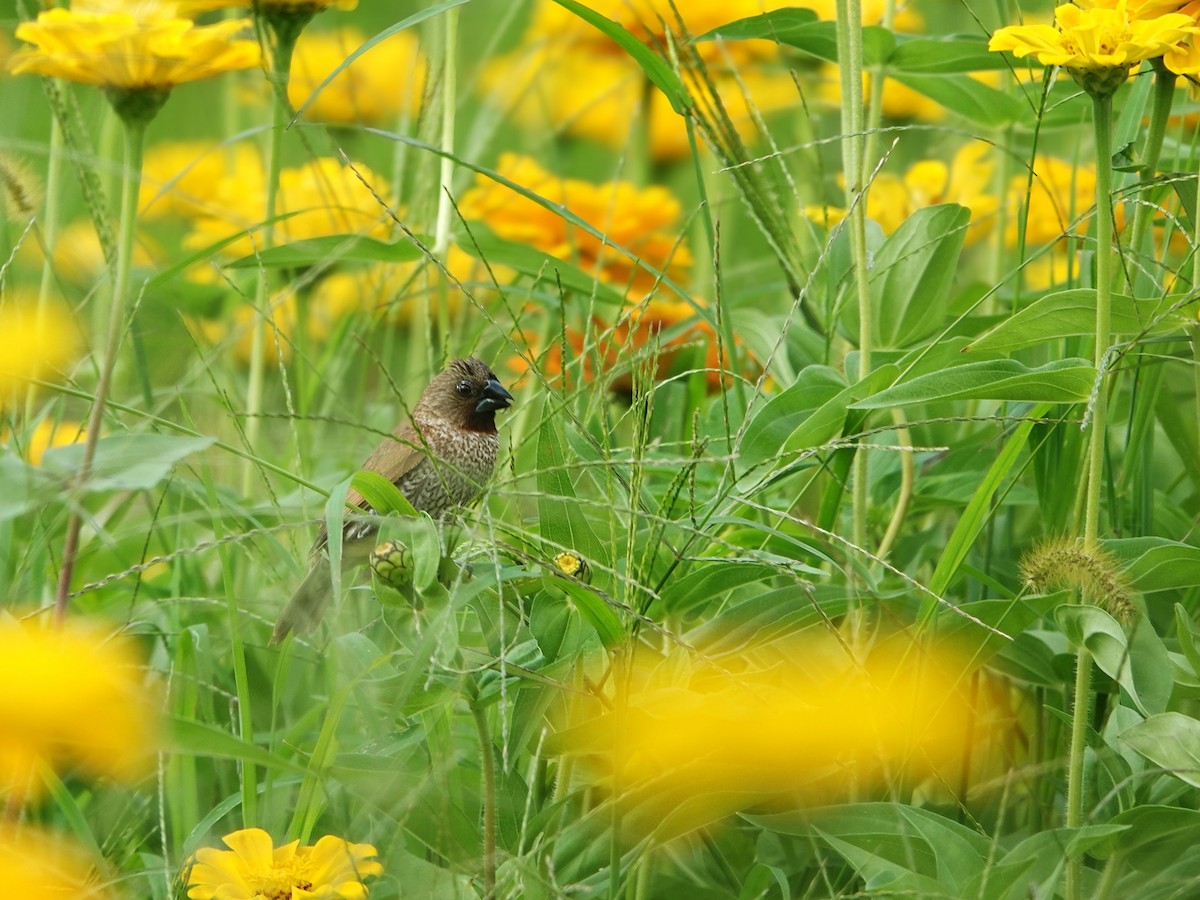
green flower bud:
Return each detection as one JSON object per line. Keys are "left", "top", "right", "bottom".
{"left": 370, "top": 539, "right": 413, "bottom": 589}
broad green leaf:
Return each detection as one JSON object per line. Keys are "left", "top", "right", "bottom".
{"left": 686, "top": 588, "right": 850, "bottom": 655}
{"left": 0, "top": 456, "right": 35, "bottom": 522}
{"left": 545, "top": 577, "right": 624, "bottom": 649}
{"left": 740, "top": 365, "right": 845, "bottom": 462}
{"left": 697, "top": 8, "right": 818, "bottom": 42}
{"left": 967, "top": 826, "right": 1126, "bottom": 900}
{"left": 552, "top": 0, "right": 689, "bottom": 113}
{"left": 1120, "top": 713, "right": 1200, "bottom": 788}
{"left": 529, "top": 590, "right": 575, "bottom": 662}
{"left": 1056, "top": 605, "right": 1172, "bottom": 716}
{"left": 864, "top": 203, "right": 969, "bottom": 348}
{"left": 1094, "top": 806, "right": 1200, "bottom": 871}
{"left": 704, "top": 15, "right": 894, "bottom": 66}
{"left": 351, "top": 469, "right": 418, "bottom": 517}
{"left": 536, "top": 407, "right": 606, "bottom": 566}
{"left": 42, "top": 434, "right": 215, "bottom": 492}
{"left": 888, "top": 36, "right": 1007, "bottom": 73}
{"left": 850, "top": 359, "right": 1094, "bottom": 408}
{"left": 783, "top": 365, "right": 899, "bottom": 453}
{"left": 459, "top": 232, "right": 628, "bottom": 306}
{"left": 1108, "top": 537, "right": 1200, "bottom": 592}
{"left": 226, "top": 235, "right": 425, "bottom": 270}
{"left": 892, "top": 73, "right": 1023, "bottom": 126}
{"left": 166, "top": 717, "right": 304, "bottom": 773}
{"left": 965, "top": 289, "right": 1194, "bottom": 353}
{"left": 658, "top": 561, "right": 777, "bottom": 618}
{"left": 1174, "top": 604, "right": 1200, "bottom": 680}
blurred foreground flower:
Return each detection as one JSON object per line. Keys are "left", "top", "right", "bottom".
{"left": 554, "top": 636, "right": 999, "bottom": 832}
{"left": 140, "top": 140, "right": 261, "bottom": 220}
{"left": 185, "top": 157, "right": 392, "bottom": 260}
{"left": 186, "top": 828, "right": 382, "bottom": 900}
{"left": 1, "top": 418, "right": 87, "bottom": 466}
{"left": 289, "top": 26, "right": 426, "bottom": 125}
{"left": 460, "top": 153, "right": 690, "bottom": 301}
{"left": 0, "top": 616, "right": 157, "bottom": 801}
{"left": 0, "top": 823, "right": 112, "bottom": 899}
{"left": 0, "top": 299, "right": 80, "bottom": 405}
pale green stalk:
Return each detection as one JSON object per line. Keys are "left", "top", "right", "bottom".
{"left": 1126, "top": 63, "right": 1176, "bottom": 296}
{"left": 835, "top": 0, "right": 873, "bottom": 564}
{"left": 1066, "top": 89, "right": 1115, "bottom": 900}
{"left": 25, "top": 114, "right": 65, "bottom": 421}
{"left": 243, "top": 25, "right": 299, "bottom": 495}
{"left": 433, "top": 5, "right": 459, "bottom": 258}
{"left": 861, "top": 0, "right": 895, "bottom": 173}
{"left": 54, "top": 114, "right": 149, "bottom": 622}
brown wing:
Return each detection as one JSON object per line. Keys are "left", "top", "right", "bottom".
{"left": 312, "top": 421, "right": 427, "bottom": 551}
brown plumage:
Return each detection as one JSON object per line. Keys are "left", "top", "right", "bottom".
{"left": 271, "top": 357, "right": 513, "bottom": 643}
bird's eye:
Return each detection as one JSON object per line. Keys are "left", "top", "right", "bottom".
{"left": 456, "top": 380, "right": 474, "bottom": 398}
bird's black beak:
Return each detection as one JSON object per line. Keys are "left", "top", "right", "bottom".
{"left": 475, "top": 379, "right": 514, "bottom": 413}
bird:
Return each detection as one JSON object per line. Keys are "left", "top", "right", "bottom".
{"left": 271, "top": 357, "right": 514, "bottom": 643}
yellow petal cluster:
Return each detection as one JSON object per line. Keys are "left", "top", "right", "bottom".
{"left": 0, "top": 617, "right": 158, "bottom": 800}
{"left": 140, "top": 140, "right": 261, "bottom": 220}
{"left": 184, "top": 157, "right": 393, "bottom": 259}
{"left": 0, "top": 824, "right": 112, "bottom": 900}
{"left": 988, "top": 1, "right": 1199, "bottom": 74}
{"left": 480, "top": 0, "right": 800, "bottom": 160}
{"left": 459, "top": 153, "right": 691, "bottom": 300}
{"left": 174, "top": 0, "right": 357, "bottom": 11}
{"left": 9, "top": 8, "right": 261, "bottom": 89}
{"left": 186, "top": 828, "right": 382, "bottom": 900}
{"left": 1006, "top": 155, "right": 1099, "bottom": 248}
{"left": 289, "top": 26, "right": 426, "bottom": 126}
{"left": 0, "top": 297, "right": 81, "bottom": 405}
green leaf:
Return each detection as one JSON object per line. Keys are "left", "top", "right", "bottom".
{"left": 850, "top": 359, "right": 1095, "bottom": 408}
{"left": 166, "top": 716, "right": 304, "bottom": 773}
{"left": 1095, "top": 806, "right": 1200, "bottom": 871}
{"left": 351, "top": 469, "right": 418, "bottom": 518}
{"left": 225, "top": 235, "right": 426, "bottom": 270}
{"left": 551, "top": 0, "right": 690, "bottom": 113}
{"left": 888, "top": 36, "right": 1007, "bottom": 73}
{"left": 965, "top": 289, "right": 1194, "bottom": 353}
{"left": 1120, "top": 713, "right": 1200, "bottom": 788}
{"left": 740, "top": 365, "right": 845, "bottom": 462}
{"left": 1108, "top": 537, "right": 1200, "bottom": 593}
{"left": 529, "top": 590, "right": 575, "bottom": 662}
{"left": 459, "top": 232, "right": 628, "bottom": 306}
{"left": 702, "top": 14, "right": 894, "bottom": 66}
{"left": 658, "top": 561, "right": 777, "bottom": 618}
{"left": 546, "top": 577, "right": 624, "bottom": 649}
{"left": 1056, "top": 605, "right": 1172, "bottom": 716}
{"left": 867, "top": 203, "right": 970, "bottom": 347}
{"left": 892, "top": 73, "right": 1023, "bottom": 126}
{"left": 925, "top": 405, "right": 1048, "bottom": 601}
{"left": 42, "top": 434, "right": 215, "bottom": 492}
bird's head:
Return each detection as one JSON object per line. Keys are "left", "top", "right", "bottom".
{"left": 417, "top": 357, "right": 514, "bottom": 433}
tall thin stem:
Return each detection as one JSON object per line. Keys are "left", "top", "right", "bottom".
{"left": 1066, "top": 88, "right": 1115, "bottom": 900}
{"left": 1126, "top": 63, "right": 1176, "bottom": 296}
{"left": 54, "top": 116, "right": 148, "bottom": 622}
{"left": 433, "top": 6, "right": 459, "bottom": 256}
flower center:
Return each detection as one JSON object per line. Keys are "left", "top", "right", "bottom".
{"left": 247, "top": 860, "right": 314, "bottom": 900}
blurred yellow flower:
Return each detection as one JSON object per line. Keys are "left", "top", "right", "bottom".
{"left": 289, "top": 26, "right": 426, "bottom": 125}
{"left": 459, "top": 154, "right": 691, "bottom": 300}
{"left": 193, "top": 294, "right": 298, "bottom": 366}
{"left": 0, "top": 616, "right": 157, "bottom": 801}
{"left": 0, "top": 824, "right": 112, "bottom": 900}
{"left": 140, "top": 140, "right": 261, "bottom": 220}
{"left": 558, "top": 635, "right": 996, "bottom": 825}
{"left": 0, "top": 298, "right": 80, "bottom": 403}
{"left": 184, "top": 157, "right": 392, "bottom": 260}
{"left": 797, "top": 0, "right": 924, "bottom": 30}
{"left": 9, "top": 8, "right": 260, "bottom": 89}
{"left": 481, "top": 0, "right": 800, "bottom": 160}
{"left": 989, "top": 2, "right": 1198, "bottom": 79}
{"left": 1006, "top": 155, "right": 1098, "bottom": 248}
{"left": 186, "top": 828, "right": 381, "bottom": 900}
{"left": 2, "top": 418, "right": 87, "bottom": 466}
{"left": 175, "top": 0, "right": 357, "bottom": 11}
{"left": 16, "top": 218, "right": 158, "bottom": 283}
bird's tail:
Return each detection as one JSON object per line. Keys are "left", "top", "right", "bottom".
{"left": 271, "top": 557, "right": 332, "bottom": 644}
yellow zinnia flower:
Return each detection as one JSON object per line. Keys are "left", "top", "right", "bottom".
{"left": 184, "top": 157, "right": 392, "bottom": 260}
{"left": 0, "top": 824, "right": 112, "bottom": 900}
{"left": 2, "top": 418, "right": 87, "bottom": 466}
{"left": 989, "top": 1, "right": 1199, "bottom": 87}
{"left": 289, "top": 26, "right": 426, "bottom": 126}
{"left": 8, "top": 8, "right": 260, "bottom": 90}
{"left": 0, "top": 617, "right": 158, "bottom": 800}
{"left": 174, "top": 0, "right": 357, "bottom": 11}
{"left": 0, "top": 297, "right": 81, "bottom": 405}
{"left": 1005, "top": 155, "right": 1099, "bottom": 248}
{"left": 459, "top": 154, "right": 691, "bottom": 300}
{"left": 185, "top": 828, "right": 382, "bottom": 900}
{"left": 140, "top": 140, "right": 262, "bottom": 220}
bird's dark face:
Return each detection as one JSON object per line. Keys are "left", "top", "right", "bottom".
{"left": 424, "top": 357, "right": 513, "bottom": 432}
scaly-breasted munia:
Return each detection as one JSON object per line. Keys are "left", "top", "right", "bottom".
{"left": 271, "top": 357, "right": 513, "bottom": 643}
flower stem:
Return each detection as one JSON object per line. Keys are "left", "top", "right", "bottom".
{"left": 433, "top": 5, "right": 459, "bottom": 257}
{"left": 837, "top": 0, "right": 873, "bottom": 605}
{"left": 1126, "top": 63, "right": 1176, "bottom": 296}
{"left": 54, "top": 115, "right": 148, "bottom": 623}
{"left": 1066, "top": 88, "right": 1115, "bottom": 900}
{"left": 242, "top": 25, "right": 298, "bottom": 496}
{"left": 471, "top": 700, "right": 497, "bottom": 899}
